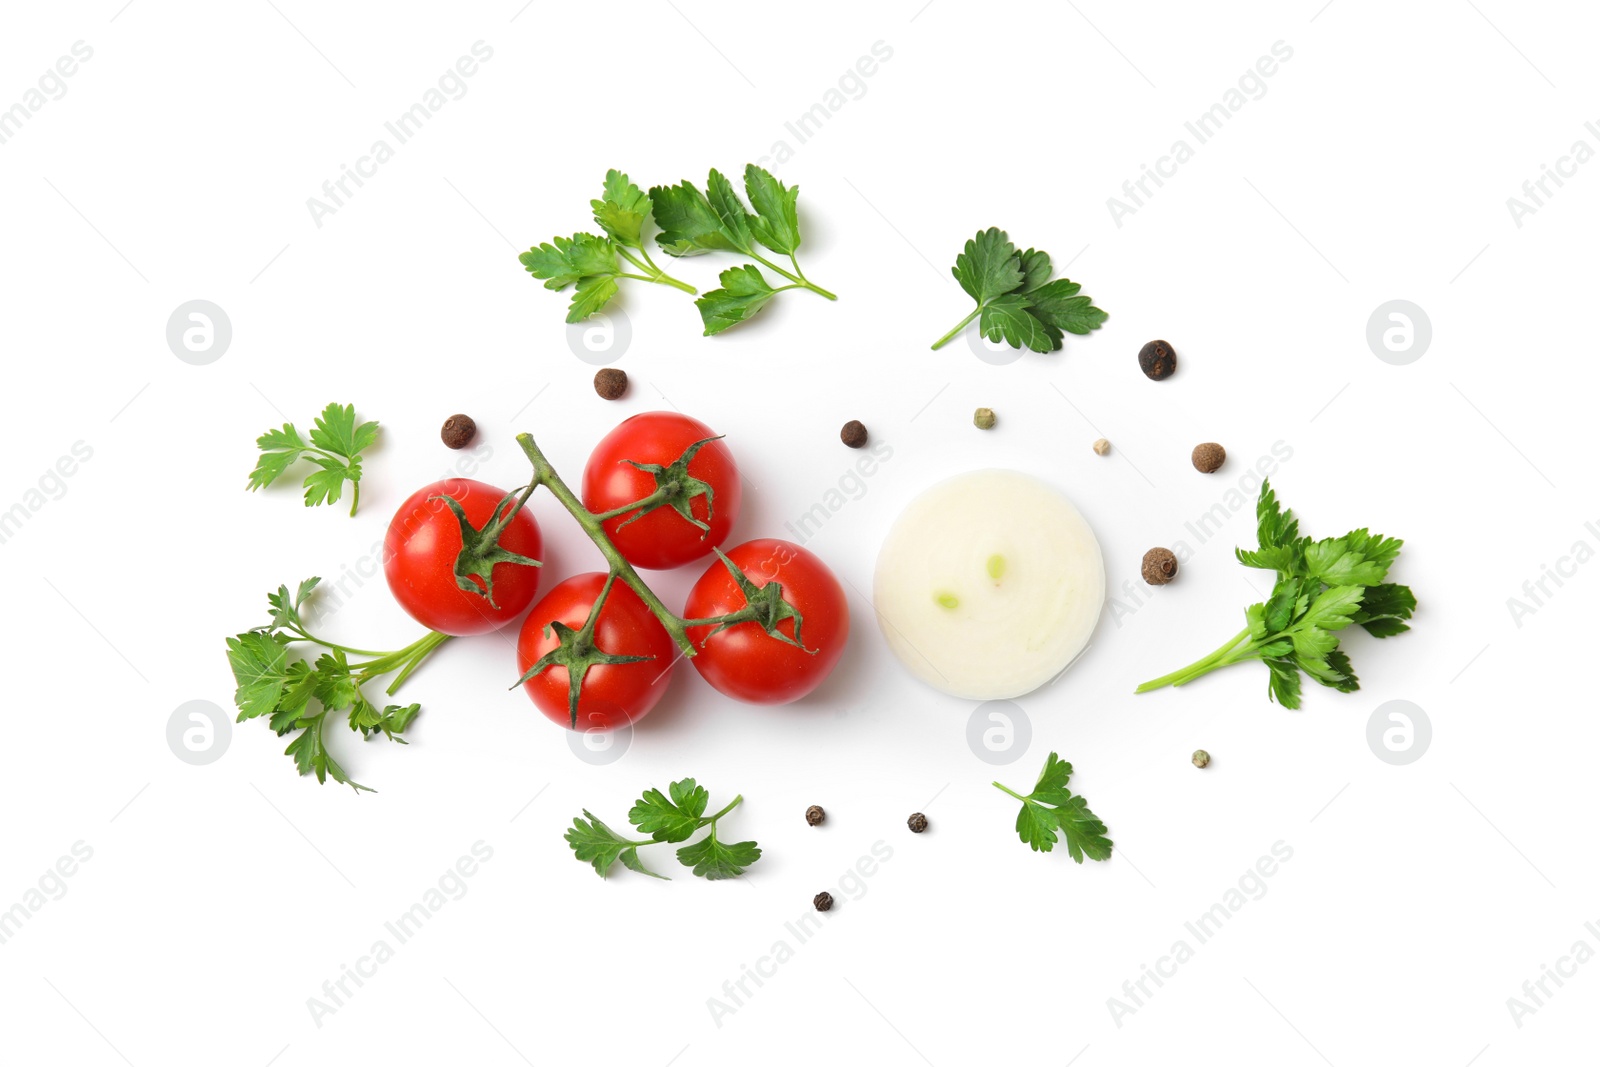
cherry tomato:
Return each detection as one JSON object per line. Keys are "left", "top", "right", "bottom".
{"left": 581, "top": 412, "right": 742, "bottom": 570}
{"left": 517, "top": 573, "right": 678, "bottom": 731}
{"left": 682, "top": 539, "right": 849, "bottom": 704}
{"left": 383, "top": 478, "right": 542, "bottom": 636}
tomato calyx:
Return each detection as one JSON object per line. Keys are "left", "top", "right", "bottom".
{"left": 430, "top": 484, "right": 544, "bottom": 608}
{"left": 687, "top": 548, "right": 816, "bottom": 654}
{"left": 598, "top": 435, "right": 724, "bottom": 539}
{"left": 512, "top": 573, "right": 656, "bottom": 727}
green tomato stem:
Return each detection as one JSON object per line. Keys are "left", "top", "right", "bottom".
{"left": 930, "top": 308, "right": 981, "bottom": 350}
{"left": 515, "top": 432, "right": 698, "bottom": 658}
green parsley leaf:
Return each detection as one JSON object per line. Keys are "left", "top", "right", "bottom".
{"left": 1137, "top": 480, "right": 1416, "bottom": 710}
{"left": 743, "top": 164, "right": 802, "bottom": 255}
{"left": 696, "top": 264, "right": 781, "bottom": 336}
{"left": 979, "top": 293, "right": 1060, "bottom": 353}
{"left": 565, "top": 780, "right": 759, "bottom": 882}
{"left": 247, "top": 404, "right": 378, "bottom": 517}
{"left": 994, "top": 752, "right": 1113, "bottom": 862}
{"left": 226, "top": 631, "right": 292, "bottom": 721}
{"left": 565, "top": 811, "right": 667, "bottom": 880}
{"left": 676, "top": 828, "right": 762, "bottom": 880}
{"left": 591, "top": 168, "right": 652, "bottom": 248}
{"left": 932, "top": 227, "right": 1106, "bottom": 352}
{"left": 227, "top": 580, "right": 447, "bottom": 791}
{"left": 629, "top": 778, "right": 711, "bottom": 843}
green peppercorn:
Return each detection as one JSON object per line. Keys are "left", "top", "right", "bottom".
{"left": 973, "top": 407, "right": 997, "bottom": 430}
{"left": 1192, "top": 749, "right": 1211, "bottom": 769}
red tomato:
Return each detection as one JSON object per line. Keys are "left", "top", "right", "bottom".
{"left": 581, "top": 412, "right": 741, "bottom": 570}
{"left": 682, "top": 539, "right": 849, "bottom": 705}
{"left": 383, "top": 478, "right": 542, "bottom": 636}
{"left": 517, "top": 573, "right": 678, "bottom": 731}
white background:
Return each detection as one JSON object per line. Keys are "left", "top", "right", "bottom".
{"left": 1, "top": 1, "right": 1595, "bottom": 1064}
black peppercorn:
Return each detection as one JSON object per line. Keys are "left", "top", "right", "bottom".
{"left": 1138, "top": 340, "right": 1177, "bottom": 380}
{"left": 594, "top": 367, "right": 628, "bottom": 400}
{"left": 805, "top": 804, "right": 826, "bottom": 826}
{"left": 907, "top": 812, "right": 928, "bottom": 833}
{"left": 440, "top": 414, "right": 476, "bottom": 450}
{"left": 840, "top": 420, "right": 868, "bottom": 448}
{"left": 813, "top": 891, "right": 834, "bottom": 912}
{"left": 1142, "top": 547, "right": 1178, "bottom": 585}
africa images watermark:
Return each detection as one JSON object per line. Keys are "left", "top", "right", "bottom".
{"left": 1107, "top": 840, "right": 1294, "bottom": 1028}
{"left": 706, "top": 840, "right": 895, "bottom": 1028}
{"left": 1505, "top": 520, "right": 1600, "bottom": 629}
{"left": 305, "top": 41, "right": 494, "bottom": 228}
{"left": 1106, "top": 440, "right": 1293, "bottom": 627}
{"left": 0, "top": 40, "right": 94, "bottom": 148}
{"left": 0, "top": 841, "right": 94, "bottom": 947}
{"left": 306, "top": 840, "right": 494, "bottom": 1028}
{"left": 1504, "top": 919, "right": 1600, "bottom": 1029}
{"left": 752, "top": 40, "right": 894, "bottom": 169}
{"left": 780, "top": 439, "right": 894, "bottom": 546}
{"left": 1106, "top": 40, "right": 1295, "bottom": 228}
{"left": 1505, "top": 120, "right": 1600, "bottom": 229}
{"left": 1, "top": 440, "right": 94, "bottom": 547}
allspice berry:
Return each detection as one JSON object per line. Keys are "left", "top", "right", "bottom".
{"left": 440, "top": 414, "right": 476, "bottom": 450}
{"left": 1142, "top": 547, "right": 1178, "bottom": 585}
{"left": 1138, "top": 339, "right": 1177, "bottom": 380}
{"left": 805, "top": 804, "right": 826, "bottom": 826}
{"left": 813, "top": 891, "right": 834, "bottom": 912}
{"left": 1192, "top": 749, "right": 1211, "bottom": 769}
{"left": 840, "top": 420, "right": 868, "bottom": 449}
{"left": 1191, "top": 442, "right": 1225, "bottom": 473}
{"left": 1093, "top": 437, "right": 1111, "bottom": 456}
{"left": 907, "top": 812, "right": 928, "bottom": 833}
{"left": 973, "top": 407, "right": 997, "bottom": 430}
{"left": 594, "top": 367, "right": 628, "bottom": 400}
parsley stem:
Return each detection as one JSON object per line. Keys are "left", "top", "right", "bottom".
{"left": 992, "top": 782, "right": 1028, "bottom": 803}
{"left": 617, "top": 247, "right": 698, "bottom": 295}
{"left": 705, "top": 794, "right": 743, "bottom": 823}
{"left": 930, "top": 309, "right": 981, "bottom": 350}
{"left": 384, "top": 630, "right": 453, "bottom": 695}
{"left": 751, "top": 252, "right": 836, "bottom": 300}
{"left": 285, "top": 626, "right": 390, "bottom": 658}
{"left": 786, "top": 252, "right": 837, "bottom": 300}
{"left": 1134, "top": 626, "right": 1253, "bottom": 693}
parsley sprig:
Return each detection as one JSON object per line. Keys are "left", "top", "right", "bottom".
{"left": 930, "top": 228, "right": 1107, "bottom": 352}
{"left": 520, "top": 169, "right": 698, "bottom": 323}
{"left": 994, "top": 752, "right": 1113, "bottom": 861}
{"left": 566, "top": 777, "right": 760, "bottom": 880}
{"left": 650, "top": 164, "right": 836, "bottom": 334}
{"left": 225, "top": 578, "right": 449, "bottom": 792}
{"left": 247, "top": 402, "right": 378, "bottom": 517}
{"left": 1136, "top": 480, "right": 1417, "bottom": 707}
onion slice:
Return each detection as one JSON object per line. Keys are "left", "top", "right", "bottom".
{"left": 872, "top": 469, "right": 1105, "bottom": 699}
